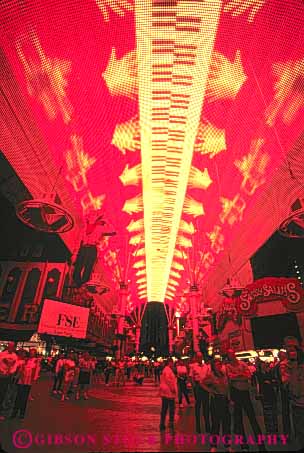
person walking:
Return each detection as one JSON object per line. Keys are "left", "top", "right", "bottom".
{"left": 226, "top": 349, "right": 266, "bottom": 452}
{"left": 159, "top": 358, "right": 178, "bottom": 432}
{"left": 281, "top": 345, "right": 304, "bottom": 449}
{"left": 154, "top": 361, "right": 161, "bottom": 385}
{"left": 104, "top": 361, "right": 113, "bottom": 386}
{"left": 10, "top": 350, "right": 38, "bottom": 419}
{"left": 76, "top": 352, "right": 95, "bottom": 400}
{"left": 27, "top": 349, "right": 40, "bottom": 401}
{"left": 115, "top": 359, "right": 125, "bottom": 387}
{"left": 201, "top": 357, "right": 232, "bottom": 453}
{"left": 0, "top": 342, "right": 18, "bottom": 421}
{"left": 189, "top": 352, "right": 211, "bottom": 433}
{"left": 52, "top": 354, "right": 65, "bottom": 395}
{"left": 256, "top": 360, "right": 278, "bottom": 434}
{"left": 60, "top": 353, "right": 76, "bottom": 402}
{"left": 277, "top": 350, "right": 292, "bottom": 438}
{"left": 176, "top": 359, "right": 190, "bottom": 408}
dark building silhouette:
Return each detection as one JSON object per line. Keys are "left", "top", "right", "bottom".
{"left": 140, "top": 302, "right": 168, "bottom": 355}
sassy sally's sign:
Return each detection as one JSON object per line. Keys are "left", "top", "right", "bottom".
{"left": 236, "top": 277, "right": 304, "bottom": 315}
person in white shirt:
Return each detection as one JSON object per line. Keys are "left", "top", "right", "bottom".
{"left": 52, "top": 354, "right": 65, "bottom": 394}
{"left": 201, "top": 358, "right": 232, "bottom": 453}
{"left": 10, "top": 349, "right": 38, "bottom": 419}
{"left": 159, "top": 358, "right": 178, "bottom": 432}
{"left": 115, "top": 359, "right": 125, "bottom": 387}
{"left": 226, "top": 349, "right": 266, "bottom": 452}
{"left": 26, "top": 349, "right": 40, "bottom": 401}
{"left": 189, "top": 352, "right": 211, "bottom": 433}
{"left": 0, "top": 342, "right": 18, "bottom": 421}
{"left": 76, "top": 352, "right": 95, "bottom": 400}
{"left": 61, "top": 353, "right": 76, "bottom": 401}
{"left": 176, "top": 359, "right": 190, "bottom": 407}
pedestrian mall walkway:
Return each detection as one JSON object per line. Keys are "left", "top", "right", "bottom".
{"left": 0, "top": 376, "right": 296, "bottom": 453}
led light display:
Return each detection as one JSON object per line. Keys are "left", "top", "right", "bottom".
{"left": 0, "top": 0, "right": 303, "bottom": 308}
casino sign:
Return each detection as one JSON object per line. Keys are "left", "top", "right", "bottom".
{"left": 235, "top": 277, "right": 304, "bottom": 316}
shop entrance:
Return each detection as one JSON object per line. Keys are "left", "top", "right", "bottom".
{"left": 251, "top": 312, "right": 302, "bottom": 349}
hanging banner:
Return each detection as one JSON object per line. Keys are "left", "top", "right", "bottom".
{"left": 216, "top": 298, "right": 242, "bottom": 332}
{"left": 236, "top": 277, "right": 304, "bottom": 315}
{"left": 38, "top": 299, "right": 89, "bottom": 339}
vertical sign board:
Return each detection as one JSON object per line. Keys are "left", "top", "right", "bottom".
{"left": 38, "top": 299, "right": 89, "bottom": 339}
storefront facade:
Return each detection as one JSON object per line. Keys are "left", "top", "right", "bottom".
{"left": 216, "top": 277, "right": 304, "bottom": 351}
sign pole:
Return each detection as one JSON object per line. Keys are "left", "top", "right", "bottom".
{"left": 189, "top": 285, "right": 200, "bottom": 354}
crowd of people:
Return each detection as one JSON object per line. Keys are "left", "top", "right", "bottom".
{"left": 102, "top": 357, "right": 162, "bottom": 386}
{"left": 158, "top": 336, "right": 304, "bottom": 452}
{"left": 50, "top": 351, "right": 96, "bottom": 401}
{"left": 1, "top": 336, "right": 304, "bottom": 452}
{"left": 0, "top": 343, "right": 98, "bottom": 420}
{"left": 0, "top": 342, "right": 41, "bottom": 420}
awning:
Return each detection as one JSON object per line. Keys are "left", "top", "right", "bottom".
{"left": 0, "top": 329, "right": 35, "bottom": 342}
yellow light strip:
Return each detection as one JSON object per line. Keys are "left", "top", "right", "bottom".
{"left": 135, "top": 0, "right": 153, "bottom": 300}
{"left": 135, "top": 0, "right": 222, "bottom": 302}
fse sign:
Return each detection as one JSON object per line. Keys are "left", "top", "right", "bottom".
{"left": 38, "top": 299, "right": 89, "bottom": 339}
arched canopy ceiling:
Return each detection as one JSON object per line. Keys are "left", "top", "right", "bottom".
{"left": 0, "top": 0, "right": 304, "bottom": 310}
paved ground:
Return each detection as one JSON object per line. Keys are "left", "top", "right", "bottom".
{"left": 0, "top": 374, "right": 299, "bottom": 453}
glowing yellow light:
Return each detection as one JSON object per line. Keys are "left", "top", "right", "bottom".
{"left": 224, "top": 0, "right": 266, "bottom": 23}
{"left": 103, "top": 48, "right": 137, "bottom": 99}
{"left": 170, "top": 270, "right": 181, "bottom": 279}
{"left": 119, "top": 163, "right": 142, "bottom": 186}
{"left": 138, "top": 284, "right": 147, "bottom": 290}
{"left": 122, "top": 195, "right": 143, "bottom": 214}
{"left": 183, "top": 196, "right": 205, "bottom": 217}
{"left": 112, "top": 116, "right": 140, "bottom": 154}
{"left": 179, "top": 220, "right": 195, "bottom": 235}
{"left": 136, "top": 0, "right": 221, "bottom": 302}
{"left": 188, "top": 166, "right": 212, "bottom": 190}
{"left": 199, "top": 251, "right": 215, "bottom": 270}
{"left": 133, "top": 260, "right": 145, "bottom": 269}
{"left": 65, "top": 135, "right": 96, "bottom": 192}
{"left": 265, "top": 58, "right": 304, "bottom": 127}
{"left": 96, "top": 0, "right": 133, "bottom": 22}
{"left": 81, "top": 192, "right": 105, "bottom": 212}
{"left": 137, "top": 277, "right": 146, "bottom": 284}
{"left": 127, "top": 218, "right": 144, "bottom": 233}
{"left": 206, "top": 50, "right": 247, "bottom": 102}
{"left": 171, "top": 261, "right": 184, "bottom": 271}
{"left": 167, "top": 285, "right": 177, "bottom": 293}
{"left": 136, "top": 269, "right": 146, "bottom": 276}
{"left": 206, "top": 225, "right": 225, "bottom": 254}
{"left": 234, "top": 138, "right": 270, "bottom": 195}
{"left": 194, "top": 119, "right": 226, "bottom": 158}
{"left": 129, "top": 233, "right": 142, "bottom": 245}
{"left": 139, "top": 294, "right": 146, "bottom": 299}
{"left": 174, "top": 249, "right": 184, "bottom": 259}
{"left": 168, "top": 279, "right": 179, "bottom": 287}
{"left": 220, "top": 194, "right": 246, "bottom": 226}
{"left": 176, "top": 236, "right": 192, "bottom": 248}
{"left": 132, "top": 247, "right": 145, "bottom": 257}
{"left": 16, "top": 31, "right": 73, "bottom": 124}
